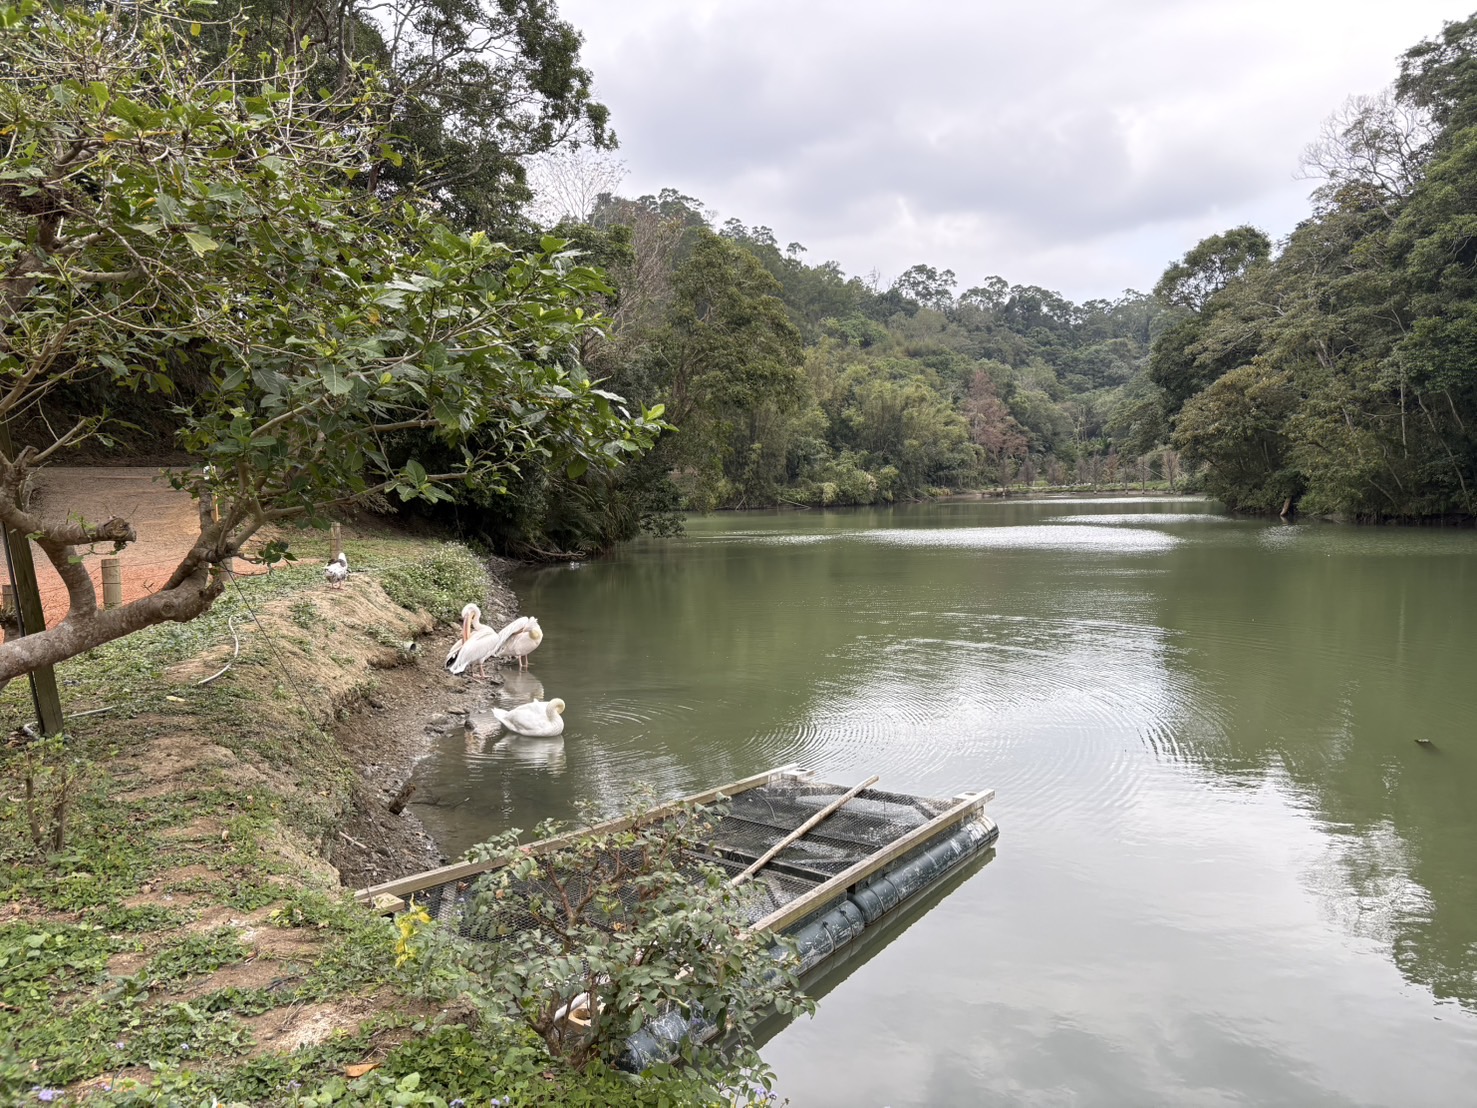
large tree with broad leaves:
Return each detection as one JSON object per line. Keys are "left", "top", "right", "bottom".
{"left": 0, "top": 1, "right": 661, "bottom": 687}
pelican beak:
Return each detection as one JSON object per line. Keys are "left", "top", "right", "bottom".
{"left": 461, "top": 613, "right": 473, "bottom": 642}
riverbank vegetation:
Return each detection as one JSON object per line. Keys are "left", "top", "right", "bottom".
{"left": 1, "top": 534, "right": 796, "bottom": 1104}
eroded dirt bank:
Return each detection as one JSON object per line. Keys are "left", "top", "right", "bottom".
{"left": 0, "top": 533, "right": 532, "bottom": 1096}
{"left": 329, "top": 558, "right": 520, "bottom": 888}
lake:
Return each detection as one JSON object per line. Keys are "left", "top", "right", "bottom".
{"left": 410, "top": 496, "right": 1477, "bottom": 1106}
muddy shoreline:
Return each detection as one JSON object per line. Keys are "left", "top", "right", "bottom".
{"left": 330, "top": 556, "right": 522, "bottom": 890}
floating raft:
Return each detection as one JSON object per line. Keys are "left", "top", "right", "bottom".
{"left": 356, "top": 764, "right": 997, "bottom": 1064}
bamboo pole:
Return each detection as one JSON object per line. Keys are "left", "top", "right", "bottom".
{"left": 730, "top": 775, "right": 879, "bottom": 887}
{"left": 357, "top": 763, "right": 805, "bottom": 904}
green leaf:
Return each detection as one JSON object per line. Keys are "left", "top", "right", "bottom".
{"left": 565, "top": 457, "right": 588, "bottom": 480}
{"left": 182, "top": 232, "right": 219, "bottom": 256}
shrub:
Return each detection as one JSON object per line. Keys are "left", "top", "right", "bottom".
{"left": 434, "top": 796, "right": 812, "bottom": 1098}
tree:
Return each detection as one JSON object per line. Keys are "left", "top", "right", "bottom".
{"left": 891, "top": 264, "right": 957, "bottom": 311}
{"left": 0, "top": 2, "right": 661, "bottom": 686}
{"left": 647, "top": 231, "right": 806, "bottom": 506}
{"left": 1300, "top": 90, "right": 1435, "bottom": 222}
{"left": 1397, "top": 13, "right": 1477, "bottom": 134}
{"left": 220, "top": 0, "right": 614, "bottom": 231}
{"left": 961, "top": 369, "right": 1027, "bottom": 489}
{"left": 525, "top": 147, "right": 628, "bottom": 227}
{"left": 1153, "top": 226, "right": 1272, "bottom": 312}
{"left": 1173, "top": 364, "right": 1303, "bottom": 511}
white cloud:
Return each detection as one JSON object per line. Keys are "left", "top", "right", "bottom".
{"left": 560, "top": 0, "right": 1461, "bottom": 301}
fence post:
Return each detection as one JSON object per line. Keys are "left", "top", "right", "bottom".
{"left": 101, "top": 557, "right": 123, "bottom": 609}
{"left": 330, "top": 522, "right": 342, "bottom": 561}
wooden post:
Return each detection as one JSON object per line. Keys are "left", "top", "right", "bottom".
{"left": 388, "top": 781, "right": 416, "bottom": 815}
{"left": 101, "top": 557, "right": 123, "bottom": 609}
{"left": 0, "top": 420, "right": 64, "bottom": 737}
{"left": 330, "top": 522, "right": 342, "bottom": 561}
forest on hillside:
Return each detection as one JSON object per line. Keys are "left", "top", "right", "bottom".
{"left": 457, "top": 8, "right": 1477, "bottom": 553}
{"left": 14, "top": 0, "right": 1477, "bottom": 563}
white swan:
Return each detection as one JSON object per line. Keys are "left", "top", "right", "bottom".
{"left": 324, "top": 553, "right": 349, "bottom": 588}
{"left": 445, "top": 603, "right": 501, "bottom": 678}
{"left": 493, "top": 697, "right": 565, "bottom": 737}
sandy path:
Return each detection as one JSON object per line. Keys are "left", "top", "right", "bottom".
{"left": 12, "top": 466, "right": 268, "bottom": 624}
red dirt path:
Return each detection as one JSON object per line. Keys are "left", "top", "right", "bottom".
{"left": 13, "top": 467, "right": 269, "bottom": 625}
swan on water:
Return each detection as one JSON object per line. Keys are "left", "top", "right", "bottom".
{"left": 324, "top": 553, "right": 349, "bottom": 588}
{"left": 493, "top": 697, "right": 565, "bottom": 737}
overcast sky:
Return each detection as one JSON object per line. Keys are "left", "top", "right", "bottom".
{"left": 558, "top": 0, "right": 1465, "bottom": 303}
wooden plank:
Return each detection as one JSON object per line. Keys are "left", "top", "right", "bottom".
{"left": 731, "top": 775, "right": 879, "bottom": 887}
{"left": 356, "top": 763, "right": 804, "bottom": 903}
{"left": 750, "top": 788, "right": 995, "bottom": 935}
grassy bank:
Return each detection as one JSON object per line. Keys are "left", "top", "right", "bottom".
{"left": 0, "top": 534, "right": 733, "bottom": 1106}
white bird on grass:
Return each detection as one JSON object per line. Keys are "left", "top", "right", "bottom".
{"left": 445, "top": 603, "right": 501, "bottom": 679}
{"left": 493, "top": 697, "right": 565, "bottom": 737}
{"left": 324, "top": 553, "right": 349, "bottom": 588}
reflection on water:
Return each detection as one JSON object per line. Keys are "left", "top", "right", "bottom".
{"left": 410, "top": 497, "right": 1477, "bottom": 1105}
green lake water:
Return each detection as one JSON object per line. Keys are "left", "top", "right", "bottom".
{"left": 409, "top": 496, "right": 1477, "bottom": 1106}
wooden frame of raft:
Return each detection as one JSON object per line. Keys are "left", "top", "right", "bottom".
{"left": 355, "top": 764, "right": 995, "bottom": 932}
{"left": 356, "top": 763, "right": 803, "bottom": 909}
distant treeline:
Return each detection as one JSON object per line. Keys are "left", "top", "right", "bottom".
{"left": 470, "top": 190, "right": 1188, "bottom": 555}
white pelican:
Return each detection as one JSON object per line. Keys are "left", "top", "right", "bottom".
{"left": 488, "top": 615, "right": 543, "bottom": 670}
{"left": 493, "top": 697, "right": 565, "bottom": 737}
{"left": 445, "top": 603, "right": 501, "bottom": 678}
{"left": 324, "top": 553, "right": 349, "bottom": 588}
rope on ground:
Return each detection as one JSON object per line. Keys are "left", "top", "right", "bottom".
{"left": 194, "top": 613, "right": 241, "bottom": 687}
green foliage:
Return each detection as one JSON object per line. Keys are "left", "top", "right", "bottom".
{"left": 0, "top": 2, "right": 663, "bottom": 680}
{"left": 1153, "top": 226, "right": 1273, "bottom": 311}
{"left": 435, "top": 796, "right": 811, "bottom": 1097}
{"left": 1146, "top": 12, "right": 1477, "bottom": 519}
{"left": 1173, "top": 364, "right": 1302, "bottom": 511}
{"left": 0, "top": 923, "right": 115, "bottom": 1006}
{"left": 377, "top": 542, "right": 491, "bottom": 621}
{"left": 146, "top": 929, "right": 250, "bottom": 983}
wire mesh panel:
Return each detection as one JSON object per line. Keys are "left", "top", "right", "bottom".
{"left": 397, "top": 776, "right": 975, "bottom": 945}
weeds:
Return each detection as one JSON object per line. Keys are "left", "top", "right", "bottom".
{"left": 146, "top": 929, "right": 249, "bottom": 982}
{"left": 6, "top": 734, "right": 87, "bottom": 854}
{"left": 376, "top": 543, "right": 490, "bottom": 621}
